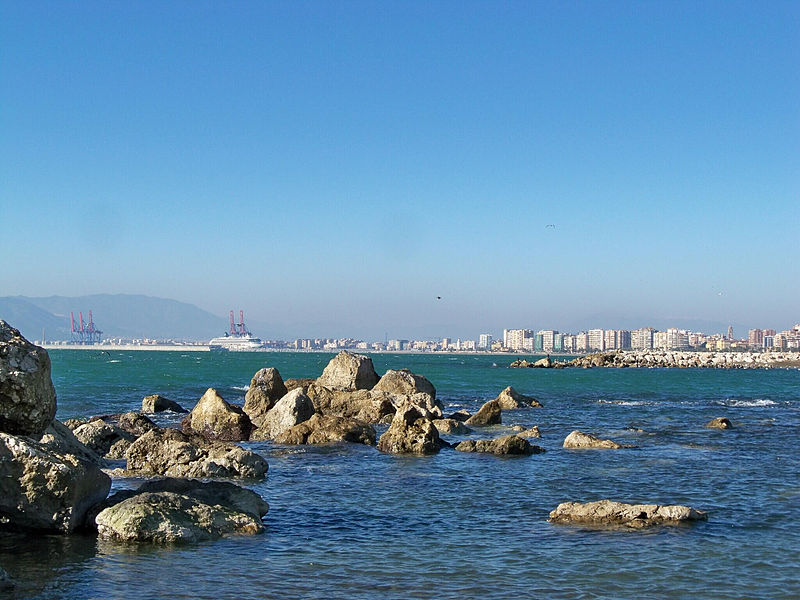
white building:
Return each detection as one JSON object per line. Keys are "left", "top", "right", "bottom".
{"left": 503, "top": 328, "right": 533, "bottom": 351}
{"left": 478, "top": 334, "right": 493, "bottom": 349}
{"left": 588, "top": 329, "right": 605, "bottom": 351}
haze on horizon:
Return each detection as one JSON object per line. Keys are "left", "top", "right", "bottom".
{"left": 1, "top": 2, "right": 798, "bottom": 341}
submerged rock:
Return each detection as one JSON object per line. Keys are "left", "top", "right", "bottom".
{"left": 514, "top": 425, "right": 541, "bottom": 439}
{"left": 181, "top": 388, "right": 252, "bottom": 442}
{"left": 377, "top": 403, "right": 442, "bottom": 455}
{"left": 0, "top": 431, "right": 111, "bottom": 533}
{"left": 316, "top": 351, "right": 379, "bottom": 391}
{"left": 243, "top": 367, "right": 288, "bottom": 427}
{"left": 548, "top": 500, "right": 707, "bottom": 528}
{"left": 0, "top": 321, "right": 57, "bottom": 436}
{"left": 432, "top": 418, "right": 472, "bottom": 435}
{"left": 465, "top": 399, "right": 502, "bottom": 426}
{"left": 274, "top": 413, "right": 376, "bottom": 445}
{"left": 494, "top": 386, "right": 542, "bottom": 409}
{"left": 125, "top": 428, "right": 268, "bottom": 480}
{"left": 95, "top": 491, "right": 263, "bottom": 543}
{"left": 706, "top": 417, "right": 733, "bottom": 429}
{"left": 250, "top": 388, "right": 315, "bottom": 440}
{"left": 455, "top": 435, "right": 544, "bottom": 455}
{"left": 563, "top": 430, "right": 633, "bottom": 449}
{"left": 142, "top": 394, "right": 187, "bottom": 414}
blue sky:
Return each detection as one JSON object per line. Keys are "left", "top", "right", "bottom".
{"left": 1, "top": 1, "right": 798, "bottom": 340}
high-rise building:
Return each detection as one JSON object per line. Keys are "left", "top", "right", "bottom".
{"left": 576, "top": 332, "right": 588, "bottom": 352}
{"left": 631, "top": 327, "right": 655, "bottom": 350}
{"left": 603, "top": 329, "right": 618, "bottom": 350}
{"left": 503, "top": 329, "right": 533, "bottom": 351}
{"left": 727, "top": 325, "right": 734, "bottom": 340}
{"left": 478, "top": 334, "right": 493, "bottom": 349}
{"left": 538, "top": 330, "right": 559, "bottom": 352}
{"left": 748, "top": 329, "right": 764, "bottom": 348}
{"left": 588, "top": 329, "right": 605, "bottom": 351}
{"left": 617, "top": 330, "right": 632, "bottom": 350}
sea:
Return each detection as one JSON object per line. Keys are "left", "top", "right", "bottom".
{"left": 2, "top": 350, "right": 799, "bottom": 600}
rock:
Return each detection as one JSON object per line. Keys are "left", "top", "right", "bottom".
{"left": 377, "top": 403, "right": 442, "bottom": 455}
{"left": 274, "top": 413, "right": 376, "bottom": 445}
{"left": 305, "top": 385, "right": 396, "bottom": 423}
{"left": 0, "top": 321, "right": 57, "bottom": 436}
{"left": 243, "top": 368, "right": 288, "bottom": 427}
{"left": 95, "top": 491, "right": 263, "bottom": 543}
{"left": 316, "top": 351, "right": 379, "bottom": 391}
{"left": 117, "top": 411, "right": 158, "bottom": 436}
{"left": 706, "top": 417, "right": 733, "bottom": 429}
{"left": 33, "top": 419, "right": 103, "bottom": 465}
{"left": 134, "top": 478, "right": 269, "bottom": 520}
{"left": 73, "top": 420, "right": 135, "bottom": 457}
{"left": 125, "top": 428, "right": 268, "bottom": 480}
{"left": 432, "top": 418, "right": 472, "bottom": 434}
{"left": 373, "top": 369, "right": 437, "bottom": 401}
{"left": 0, "top": 431, "right": 111, "bottom": 532}
{"left": 455, "top": 435, "right": 545, "bottom": 455}
{"left": 533, "top": 357, "right": 553, "bottom": 368}
{"left": 63, "top": 418, "right": 87, "bottom": 430}
{"left": 509, "top": 359, "right": 533, "bottom": 368}
{"left": 515, "top": 425, "right": 541, "bottom": 439}
{"left": 284, "top": 378, "right": 315, "bottom": 392}
{"left": 142, "top": 394, "right": 187, "bottom": 413}
{"left": 563, "top": 430, "right": 632, "bottom": 449}
{"left": 548, "top": 500, "right": 707, "bottom": 528}
{"left": 0, "top": 566, "right": 14, "bottom": 591}
{"left": 181, "top": 388, "right": 252, "bottom": 442}
{"left": 250, "top": 388, "right": 315, "bottom": 440}
{"left": 494, "top": 386, "right": 542, "bottom": 409}
{"left": 465, "top": 399, "right": 502, "bottom": 426}
{"left": 448, "top": 409, "right": 471, "bottom": 422}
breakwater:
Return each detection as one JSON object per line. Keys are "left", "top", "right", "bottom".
{"left": 512, "top": 350, "right": 800, "bottom": 369}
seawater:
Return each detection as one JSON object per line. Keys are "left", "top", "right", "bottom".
{"left": 2, "top": 350, "right": 800, "bottom": 600}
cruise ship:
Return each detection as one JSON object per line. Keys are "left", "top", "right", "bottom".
{"left": 209, "top": 310, "right": 265, "bottom": 351}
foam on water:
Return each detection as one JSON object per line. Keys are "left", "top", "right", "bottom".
{"left": 717, "top": 398, "right": 778, "bottom": 407}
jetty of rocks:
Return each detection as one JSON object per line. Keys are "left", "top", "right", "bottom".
{"left": 511, "top": 350, "right": 800, "bottom": 370}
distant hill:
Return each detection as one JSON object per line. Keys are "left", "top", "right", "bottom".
{"left": 0, "top": 295, "right": 228, "bottom": 341}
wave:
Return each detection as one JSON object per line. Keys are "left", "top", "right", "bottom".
{"left": 106, "top": 359, "right": 121, "bottom": 363}
{"left": 231, "top": 385, "right": 249, "bottom": 391}
{"left": 597, "top": 399, "right": 655, "bottom": 406}
{"left": 717, "top": 398, "right": 777, "bottom": 407}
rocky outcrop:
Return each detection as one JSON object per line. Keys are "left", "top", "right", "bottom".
{"left": 494, "top": 386, "right": 542, "bottom": 409}
{"left": 316, "top": 351, "right": 379, "bottom": 391}
{"left": 512, "top": 425, "right": 541, "bottom": 439}
{"left": 124, "top": 428, "right": 268, "bottom": 479}
{"left": 432, "top": 418, "right": 472, "bottom": 434}
{"left": 181, "top": 388, "right": 252, "bottom": 442}
{"left": 274, "top": 413, "right": 376, "bottom": 445}
{"left": 706, "top": 417, "right": 733, "bottom": 429}
{"left": 548, "top": 500, "right": 707, "bottom": 528}
{"left": 95, "top": 491, "right": 263, "bottom": 543}
{"left": 117, "top": 411, "right": 158, "bottom": 436}
{"left": 305, "top": 385, "right": 396, "bottom": 423}
{"left": 563, "top": 430, "right": 633, "bottom": 449}
{"left": 250, "top": 388, "right": 315, "bottom": 440}
{"left": 0, "top": 431, "right": 111, "bottom": 532}
{"left": 243, "top": 367, "right": 288, "bottom": 427}
{"left": 284, "top": 378, "right": 315, "bottom": 392}
{"left": 0, "top": 321, "right": 57, "bottom": 436}
{"left": 373, "top": 369, "right": 437, "bottom": 401}
{"left": 73, "top": 419, "right": 135, "bottom": 458}
{"left": 465, "top": 399, "right": 502, "bottom": 426}
{"left": 377, "top": 403, "right": 442, "bottom": 455}
{"left": 455, "top": 435, "right": 544, "bottom": 455}
{"left": 509, "top": 357, "right": 558, "bottom": 369}
{"left": 142, "top": 394, "right": 187, "bottom": 413}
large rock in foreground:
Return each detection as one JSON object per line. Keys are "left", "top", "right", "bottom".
{"left": 0, "top": 321, "right": 57, "bottom": 436}
{"left": 250, "top": 388, "right": 315, "bottom": 440}
{"left": 563, "top": 430, "right": 632, "bottom": 449}
{"left": 455, "top": 435, "right": 544, "bottom": 455}
{"left": 465, "top": 399, "right": 502, "bottom": 426}
{"left": 377, "top": 403, "right": 442, "bottom": 455}
{"left": 243, "top": 367, "right": 288, "bottom": 427}
{"left": 316, "top": 351, "right": 379, "bottom": 391}
{"left": 181, "top": 388, "right": 252, "bottom": 442}
{"left": 495, "top": 386, "right": 542, "bottom": 409}
{"left": 125, "top": 428, "right": 268, "bottom": 479}
{"left": 95, "top": 491, "right": 263, "bottom": 543}
{"left": 0, "top": 431, "right": 111, "bottom": 532}
{"left": 274, "top": 413, "right": 376, "bottom": 445}
{"left": 549, "top": 500, "right": 707, "bottom": 528}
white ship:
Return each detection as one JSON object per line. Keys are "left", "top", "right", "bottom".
{"left": 209, "top": 310, "right": 264, "bottom": 351}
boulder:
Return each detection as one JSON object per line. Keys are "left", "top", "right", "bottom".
{"left": 432, "top": 418, "right": 472, "bottom": 435}
{"left": 63, "top": 418, "right": 87, "bottom": 430}
{"left": 373, "top": 369, "right": 437, "bottom": 401}
{"left": 514, "top": 425, "right": 541, "bottom": 439}
{"left": 95, "top": 491, "right": 263, "bottom": 543}
{"left": 250, "top": 388, "right": 315, "bottom": 440}
{"left": 0, "top": 431, "right": 111, "bottom": 532}
{"left": 284, "top": 378, "right": 315, "bottom": 392}
{"left": 448, "top": 409, "right": 471, "bottom": 422}
{"left": 377, "top": 403, "right": 442, "bottom": 455}
{"left": 563, "top": 430, "right": 632, "bottom": 449}
{"left": 142, "top": 394, "right": 187, "bottom": 413}
{"left": 243, "top": 367, "right": 288, "bottom": 427}
{"left": 533, "top": 357, "right": 553, "bottom": 368}
{"left": 548, "top": 500, "right": 707, "bottom": 528}
{"left": 316, "top": 351, "right": 379, "bottom": 391}
{"left": 305, "top": 385, "right": 396, "bottom": 423}
{"left": 181, "top": 388, "right": 252, "bottom": 442}
{"left": 274, "top": 413, "right": 376, "bottom": 445}
{"left": 494, "top": 386, "right": 542, "bottom": 409}
{"left": 33, "top": 419, "right": 103, "bottom": 465}
{"left": 125, "top": 428, "right": 268, "bottom": 480}
{"left": 73, "top": 420, "right": 135, "bottom": 457}
{"left": 706, "top": 417, "right": 733, "bottom": 429}
{"left": 0, "top": 321, "right": 57, "bottom": 436}
{"left": 117, "top": 411, "right": 158, "bottom": 436}
{"left": 135, "top": 478, "right": 268, "bottom": 520}
{"left": 455, "top": 435, "right": 544, "bottom": 455}
{"left": 465, "top": 399, "right": 502, "bottom": 426}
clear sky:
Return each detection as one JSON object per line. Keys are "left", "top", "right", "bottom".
{"left": 1, "top": 1, "right": 798, "bottom": 340}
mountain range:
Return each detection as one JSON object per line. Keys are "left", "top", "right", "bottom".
{"left": 0, "top": 295, "right": 233, "bottom": 341}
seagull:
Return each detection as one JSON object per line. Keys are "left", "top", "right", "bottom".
{"left": 545, "top": 224, "right": 556, "bottom": 229}
{"left": 436, "top": 296, "right": 442, "bottom": 300}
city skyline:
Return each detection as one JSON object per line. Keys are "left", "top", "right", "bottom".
{"left": 2, "top": 3, "right": 798, "bottom": 340}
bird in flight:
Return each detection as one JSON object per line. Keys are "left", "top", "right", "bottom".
{"left": 436, "top": 296, "right": 442, "bottom": 300}
{"left": 545, "top": 224, "right": 556, "bottom": 229}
